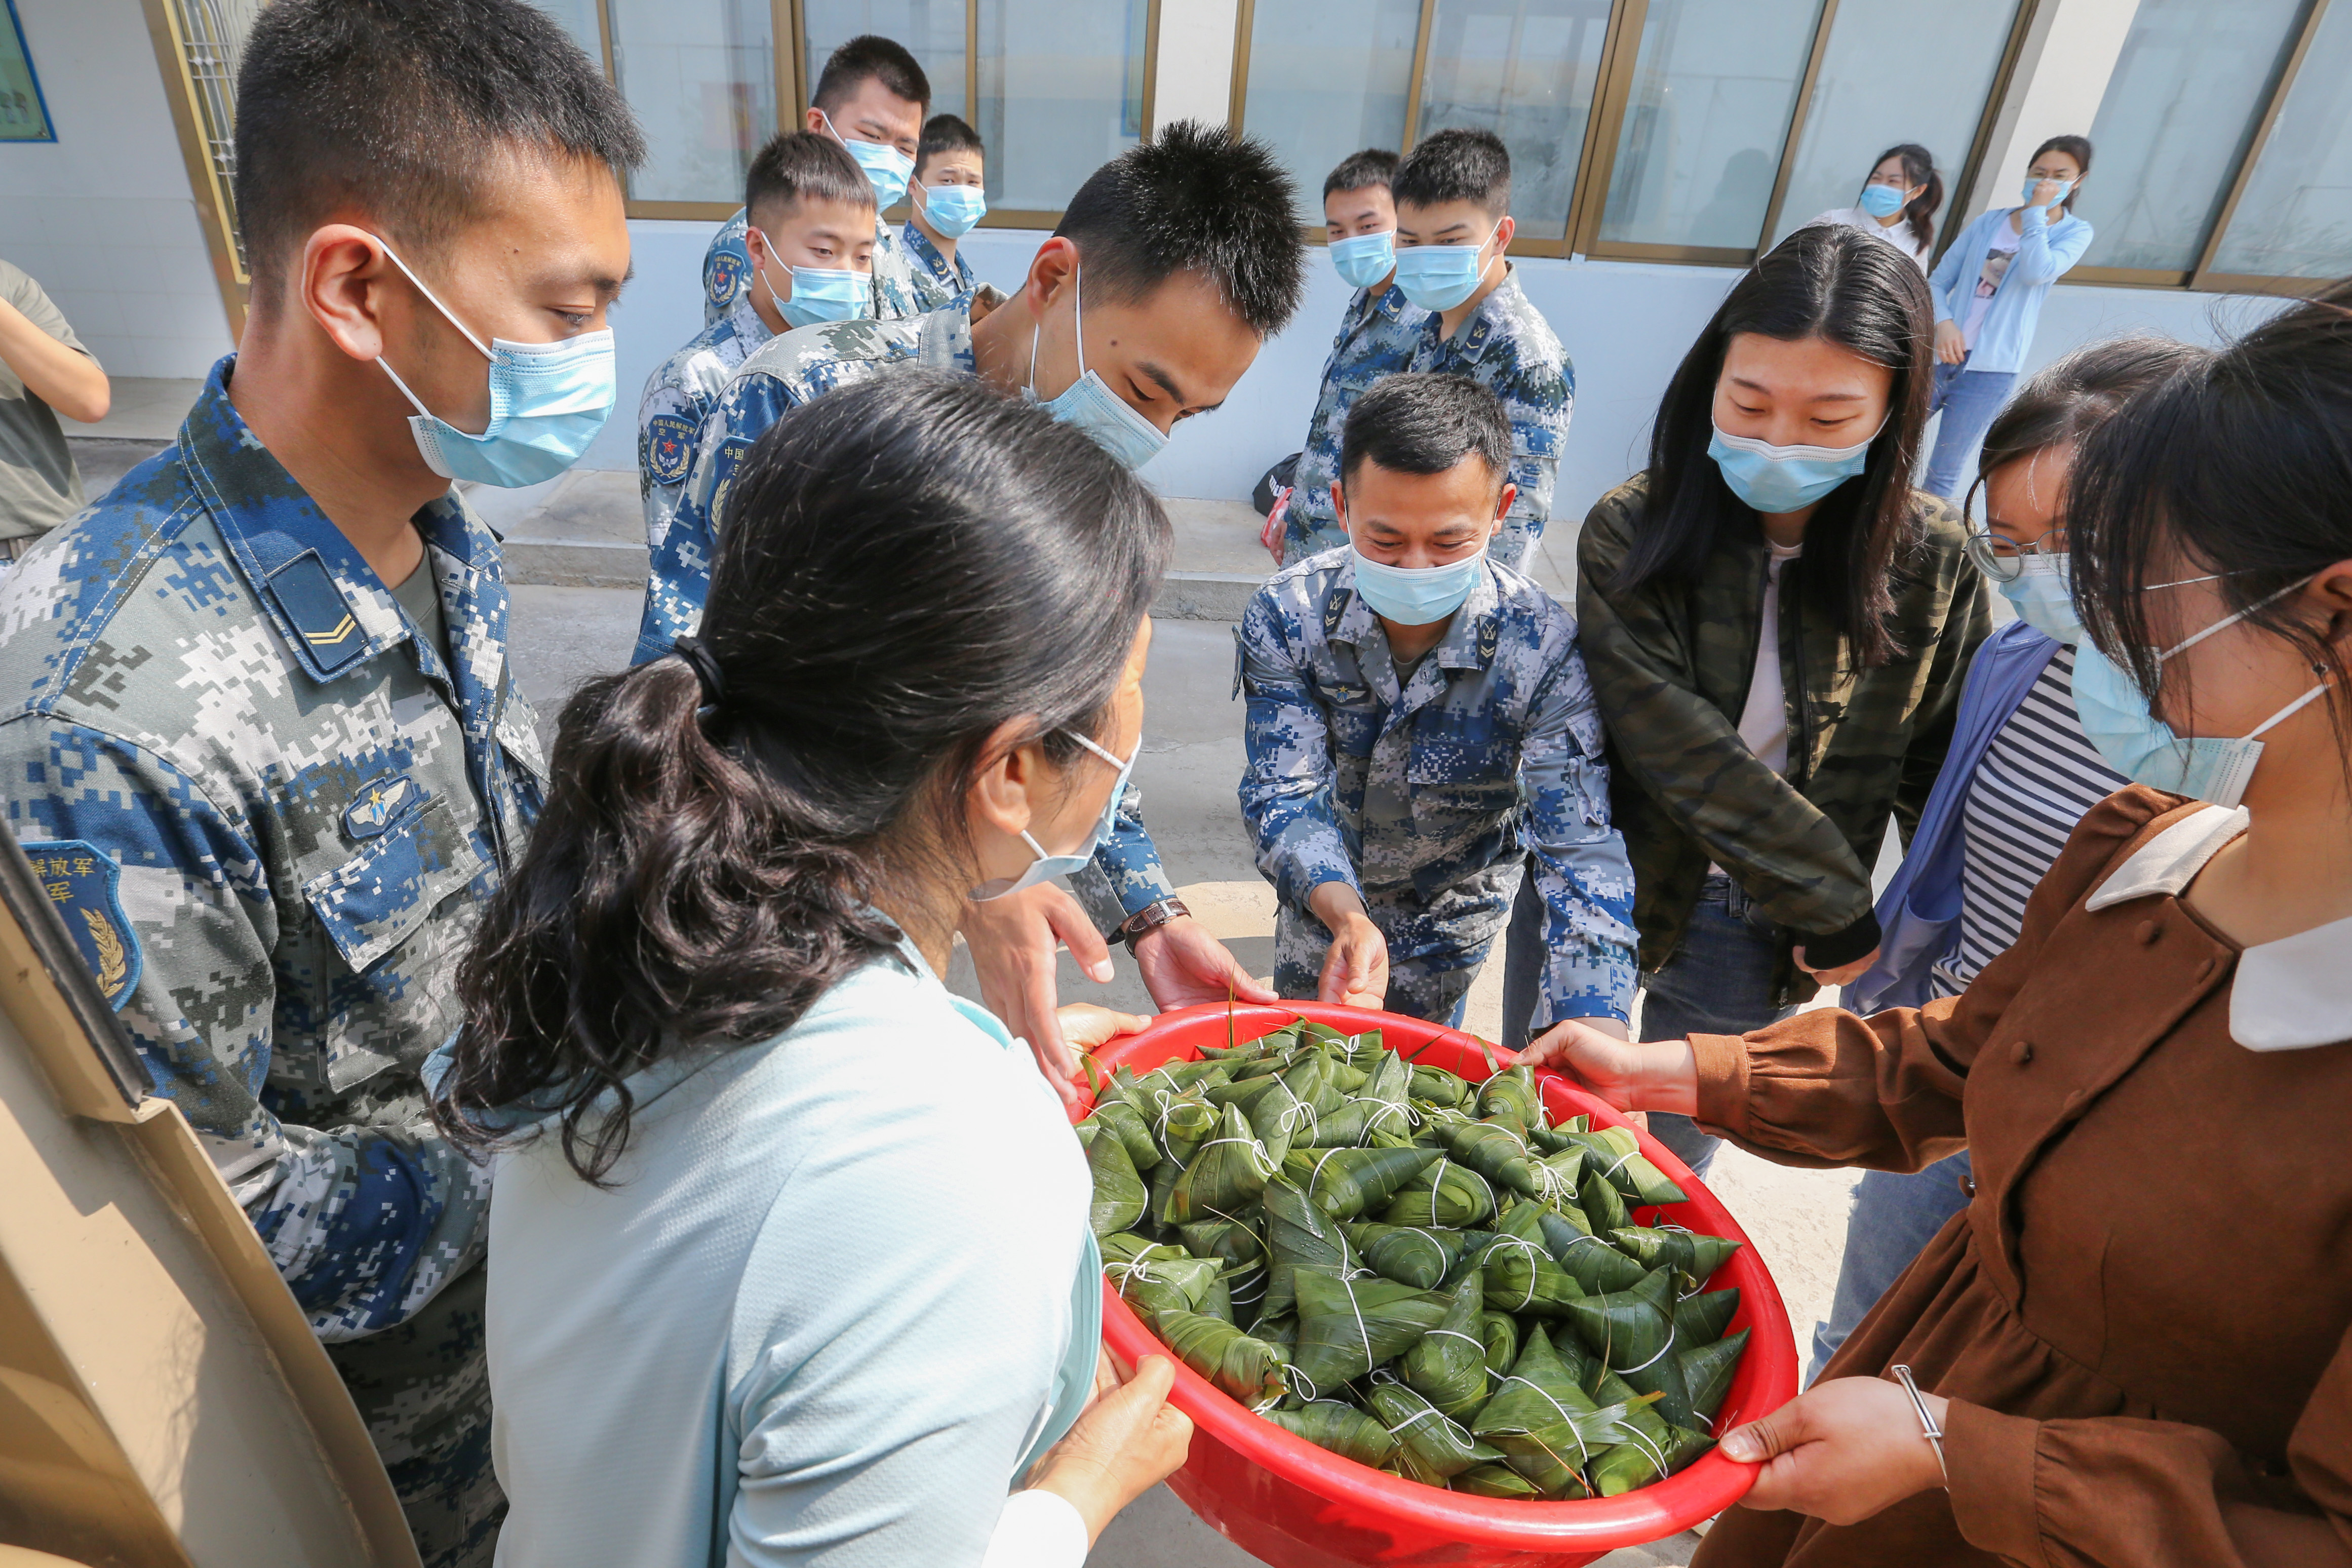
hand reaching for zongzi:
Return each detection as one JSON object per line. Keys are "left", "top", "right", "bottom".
{"left": 1510, "top": 1020, "right": 1698, "bottom": 1116}
{"left": 1024, "top": 1354, "right": 1194, "bottom": 1546}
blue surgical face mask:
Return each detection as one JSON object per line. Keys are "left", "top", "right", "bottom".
{"left": 371, "top": 238, "right": 616, "bottom": 489}
{"left": 1392, "top": 222, "right": 1498, "bottom": 312}
{"left": 1330, "top": 230, "right": 1396, "bottom": 290}
{"left": 2070, "top": 578, "right": 2329, "bottom": 809}
{"left": 752, "top": 225, "right": 871, "bottom": 328}
{"left": 1351, "top": 542, "right": 1487, "bottom": 627}
{"left": 969, "top": 728, "right": 1139, "bottom": 900}
{"left": 1707, "top": 421, "right": 1879, "bottom": 515}
{"left": 1994, "top": 553, "right": 2083, "bottom": 644}
{"left": 1858, "top": 182, "right": 1907, "bottom": 219}
{"left": 2021, "top": 176, "right": 2074, "bottom": 210}
{"left": 824, "top": 110, "right": 915, "bottom": 209}
{"left": 917, "top": 178, "right": 987, "bottom": 238}
{"left": 1026, "top": 263, "right": 1168, "bottom": 471}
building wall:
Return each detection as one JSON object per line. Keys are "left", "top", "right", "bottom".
{"left": 0, "top": 0, "right": 236, "bottom": 379}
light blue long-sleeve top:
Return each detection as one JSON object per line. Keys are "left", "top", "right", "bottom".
{"left": 479, "top": 939, "right": 1101, "bottom": 1567}
{"left": 1927, "top": 206, "right": 2094, "bottom": 374}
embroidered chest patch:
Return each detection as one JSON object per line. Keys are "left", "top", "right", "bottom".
{"left": 21, "top": 839, "right": 142, "bottom": 1010}
{"left": 344, "top": 773, "right": 420, "bottom": 840}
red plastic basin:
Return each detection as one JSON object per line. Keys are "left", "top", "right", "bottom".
{"left": 1075, "top": 1001, "right": 1799, "bottom": 1568}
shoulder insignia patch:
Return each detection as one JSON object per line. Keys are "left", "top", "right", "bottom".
{"left": 265, "top": 550, "right": 367, "bottom": 675}
{"left": 22, "top": 839, "right": 141, "bottom": 1010}
{"left": 344, "top": 772, "right": 420, "bottom": 841}
{"left": 645, "top": 414, "right": 699, "bottom": 488}
{"left": 707, "top": 249, "right": 746, "bottom": 307}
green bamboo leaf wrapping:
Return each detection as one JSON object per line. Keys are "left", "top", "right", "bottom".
{"left": 1180, "top": 1220, "right": 1269, "bottom": 1325}
{"left": 1288, "top": 1268, "right": 1452, "bottom": 1397}
{"left": 1441, "top": 1229, "right": 1506, "bottom": 1289}
{"left": 1408, "top": 1065, "right": 1470, "bottom": 1108}
{"left": 1453, "top": 1462, "right": 1543, "bottom": 1499}
{"left": 1561, "top": 1266, "right": 1679, "bottom": 1373}
{"left": 1283, "top": 1145, "right": 1444, "bottom": 1222}
{"left": 1365, "top": 1378, "right": 1505, "bottom": 1479}
{"left": 1244, "top": 1054, "right": 1340, "bottom": 1164}
{"left": 1149, "top": 1090, "right": 1220, "bottom": 1166}
{"left": 1262, "top": 1401, "right": 1401, "bottom": 1467}
{"left": 1134, "top": 1057, "right": 1231, "bottom": 1095}
{"left": 1612, "top": 1226, "right": 1743, "bottom": 1289}
{"left": 1113, "top": 1253, "right": 1225, "bottom": 1331}
{"left": 1680, "top": 1327, "right": 1750, "bottom": 1425}
{"left": 1539, "top": 1200, "right": 1650, "bottom": 1296}
{"left": 1401, "top": 1274, "right": 1491, "bottom": 1420}
{"left": 1379, "top": 1159, "right": 1499, "bottom": 1228}
{"left": 1088, "top": 1128, "right": 1147, "bottom": 1237}
{"left": 1346, "top": 1223, "right": 1465, "bottom": 1290}
{"left": 1081, "top": 1099, "right": 1161, "bottom": 1172}
{"left": 1476, "top": 1064, "right": 1544, "bottom": 1133}
{"left": 1468, "top": 1328, "right": 1630, "bottom": 1499}
{"left": 1158, "top": 1307, "right": 1288, "bottom": 1412}
{"left": 1101, "top": 1232, "right": 1185, "bottom": 1268}
{"left": 1160, "top": 1102, "right": 1274, "bottom": 1225}
{"left": 1480, "top": 1235, "right": 1588, "bottom": 1318}
{"left": 1441, "top": 1118, "right": 1584, "bottom": 1205}
{"left": 1587, "top": 1422, "right": 1715, "bottom": 1496}
{"left": 1674, "top": 1287, "right": 1743, "bottom": 1347}
{"left": 1579, "top": 1164, "right": 1630, "bottom": 1236}
{"left": 1260, "top": 1177, "right": 1364, "bottom": 1321}
{"left": 1546, "top": 1322, "right": 1603, "bottom": 1388}
{"left": 1559, "top": 1127, "right": 1689, "bottom": 1206}
{"left": 1477, "top": 1310, "right": 1520, "bottom": 1381}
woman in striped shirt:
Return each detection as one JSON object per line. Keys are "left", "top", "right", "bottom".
{"left": 1808, "top": 335, "right": 2203, "bottom": 1376}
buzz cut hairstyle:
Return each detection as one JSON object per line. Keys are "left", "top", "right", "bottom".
{"left": 1323, "top": 147, "right": 1401, "bottom": 201}
{"left": 233, "top": 0, "right": 643, "bottom": 292}
{"left": 811, "top": 33, "right": 931, "bottom": 117}
{"left": 1341, "top": 372, "right": 1512, "bottom": 492}
{"left": 1054, "top": 119, "right": 1307, "bottom": 339}
{"left": 1393, "top": 128, "right": 1512, "bottom": 220}
{"left": 918, "top": 113, "right": 985, "bottom": 179}
{"left": 746, "top": 131, "right": 876, "bottom": 225}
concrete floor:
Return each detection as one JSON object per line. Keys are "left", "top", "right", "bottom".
{"left": 503, "top": 583, "right": 1860, "bottom": 1568}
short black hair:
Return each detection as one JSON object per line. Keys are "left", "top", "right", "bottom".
{"left": 812, "top": 34, "right": 930, "bottom": 118}
{"left": 746, "top": 131, "right": 874, "bottom": 225}
{"left": 916, "top": 113, "right": 985, "bottom": 179}
{"left": 1323, "top": 147, "right": 1400, "bottom": 201}
{"left": 1394, "top": 128, "right": 1511, "bottom": 219}
{"left": 234, "top": 0, "right": 642, "bottom": 292}
{"left": 1341, "top": 373, "right": 1511, "bottom": 491}
{"left": 1054, "top": 119, "right": 1306, "bottom": 338}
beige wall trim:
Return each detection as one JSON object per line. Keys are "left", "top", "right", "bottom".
{"left": 135, "top": 0, "right": 248, "bottom": 341}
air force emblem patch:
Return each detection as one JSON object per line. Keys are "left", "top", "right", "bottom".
{"left": 707, "top": 248, "right": 746, "bottom": 307}
{"left": 344, "top": 773, "right": 419, "bottom": 840}
{"left": 22, "top": 839, "right": 141, "bottom": 1010}
{"left": 646, "top": 414, "right": 699, "bottom": 487}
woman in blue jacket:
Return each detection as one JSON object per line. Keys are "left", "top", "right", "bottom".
{"left": 1809, "top": 334, "right": 2201, "bottom": 1378}
{"left": 1921, "top": 135, "right": 2095, "bottom": 498}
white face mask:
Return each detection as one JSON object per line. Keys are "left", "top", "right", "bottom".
{"left": 968, "top": 729, "right": 1139, "bottom": 900}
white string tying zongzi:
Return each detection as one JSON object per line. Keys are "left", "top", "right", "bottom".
{"left": 1618, "top": 1333, "right": 1676, "bottom": 1376}
{"left": 1194, "top": 1132, "right": 1277, "bottom": 1178}
{"left": 1420, "top": 1327, "right": 1486, "bottom": 1353}
{"left": 1487, "top": 1234, "right": 1548, "bottom": 1312}
{"left": 1496, "top": 1374, "right": 1596, "bottom": 1466}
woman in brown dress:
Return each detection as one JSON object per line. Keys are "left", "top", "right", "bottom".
{"left": 1522, "top": 287, "right": 2352, "bottom": 1567}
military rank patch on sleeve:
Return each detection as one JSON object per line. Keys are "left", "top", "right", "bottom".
{"left": 706, "top": 248, "right": 745, "bottom": 308}
{"left": 645, "top": 414, "right": 699, "bottom": 488}
{"left": 21, "top": 839, "right": 142, "bottom": 1010}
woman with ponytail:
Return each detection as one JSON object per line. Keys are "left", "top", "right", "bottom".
{"left": 1804, "top": 143, "right": 1941, "bottom": 271}
{"left": 434, "top": 370, "right": 1189, "bottom": 1567}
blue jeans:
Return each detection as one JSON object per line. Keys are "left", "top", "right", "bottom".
{"left": 1635, "top": 874, "right": 1794, "bottom": 1179}
{"left": 1809, "top": 1151, "right": 1974, "bottom": 1383}
{"left": 1923, "top": 360, "right": 2018, "bottom": 502}
{"left": 1501, "top": 862, "right": 1541, "bottom": 1051}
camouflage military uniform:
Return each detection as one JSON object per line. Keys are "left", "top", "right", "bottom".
{"left": 1238, "top": 546, "right": 1636, "bottom": 1028}
{"left": 1403, "top": 267, "right": 1572, "bottom": 573}
{"left": 701, "top": 205, "right": 923, "bottom": 327}
{"left": 1280, "top": 282, "right": 1427, "bottom": 565}
{"left": 1575, "top": 475, "right": 1991, "bottom": 1006}
{"left": 0, "top": 359, "right": 542, "bottom": 1566}
{"left": 635, "top": 292, "right": 772, "bottom": 554}
{"left": 900, "top": 217, "right": 978, "bottom": 311}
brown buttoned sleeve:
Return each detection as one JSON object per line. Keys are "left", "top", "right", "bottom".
{"left": 1688, "top": 789, "right": 2166, "bottom": 1171}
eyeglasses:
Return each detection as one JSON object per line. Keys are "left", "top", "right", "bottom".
{"left": 1962, "top": 527, "right": 2065, "bottom": 582}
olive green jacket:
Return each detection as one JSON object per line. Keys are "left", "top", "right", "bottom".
{"left": 1575, "top": 475, "right": 1991, "bottom": 1004}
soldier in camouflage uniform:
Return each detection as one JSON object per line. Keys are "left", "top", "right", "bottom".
{"left": 1386, "top": 129, "right": 1574, "bottom": 574}
{"left": 0, "top": 3, "right": 642, "bottom": 1560}
{"left": 640, "top": 289, "right": 767, "bottom": 555}
{"left": 1241, "top": 374, "right": 1634, "bottom": 1029}
{"left": 901, "top": 112, "right": 987, "bottom": 311}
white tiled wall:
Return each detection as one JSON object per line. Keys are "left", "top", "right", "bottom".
{"left": 0, "top": 0, "right": 237, "bottom": 380}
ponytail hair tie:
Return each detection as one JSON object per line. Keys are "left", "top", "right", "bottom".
{"left": 671, "top": 636, "right": 726, "bottom": 709}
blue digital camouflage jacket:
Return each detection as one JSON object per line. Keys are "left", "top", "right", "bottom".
{"left": 1237, "top": 546, "right": 1636, "bottom": 1025}
{"left": 0, "top": 358, "right": 545, "bottom": 1339}
{"left": 636, "top": 293, "right": 773, "bottom": 554}
{"left": 701, "top": 205, "right": 924, "bottom": 326}
{"left": 1280, "top": 282, "right": 1427, "bottom": 564}
{"left": 900, "top": 218, "right": 978, "bottom": 311}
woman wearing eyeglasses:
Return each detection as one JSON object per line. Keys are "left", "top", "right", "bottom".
{"left": 1809, "top": 335, "right": 2201, "bottom": 1380}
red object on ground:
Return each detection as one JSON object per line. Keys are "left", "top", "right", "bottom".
{"left": 1075, "top": 1001, "right": 1800, "bottom": 1568}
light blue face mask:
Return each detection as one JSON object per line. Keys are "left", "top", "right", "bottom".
{"left": 1330, "top": 230, "right": 1396, "bottom": 290}
{"left": 1352, "top": 542, "right": 1486, "bottom": 626}
{"left": 969, "top": 728, "right": 1140, "bottom": 901}
{"left": 1707, "top": 421, "right": 1879, "bottom": 515}
{"left": 824, "top": 110, "right": 915, "bottom": 208}
{"left": 1392, "top": 223, "right": 1498, "bottom": 312}
{"left": 1027, "top": 263, "right": 1168, "bottom": 471}
{"left": 1994, "top": 553, "right": 2083, "bottom": 644}
{"left": 2020, "top": 176, "right": 2074, "bottom": 210}
{"left": 371, "top": 238, "right": 616, "bottom": 489}
{"left": 2070, "top": 577, "right": 2330, "bottom": 809}
{"left": 1858, "top": 182, "right": 1907, "bottom": 219}
{"left": 916, "top": 178, "right": 987, "bottom": 238}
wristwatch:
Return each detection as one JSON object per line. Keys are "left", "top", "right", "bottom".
{"left": 1116, "top": 896, "right": 1192, "bottom": 953}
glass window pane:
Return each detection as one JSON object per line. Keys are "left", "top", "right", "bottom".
{"left": 1416, "top": 0, "right": 1613, "bottom": 242}
{"left": 2078, "top": 0, "right": 2304, "bottom": 273}
{"left": 1599, "top": 0, "right": 1826, "bottom": 251}
{"left": 976, "top": 0, "right": 1148, "bottom": 213}
{"left": 1239, "top": 0, "right": 1419, "bottom": 226}
{"left": 528, "top": 0, "right": 605, "bottom": 61}
{"left": 2210, "top": 2, "right": 2352, "bottom": 280}
{"left": 1764, "top": 0, "right": 2021, "bottom": 253}
{"left": 803, "top": 1, "right": 968, "bottom": 121}
{"left": 609, "top": 0, "right": 777, "bottom": 205}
